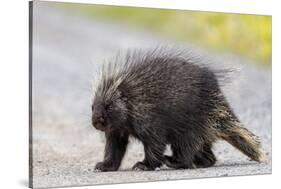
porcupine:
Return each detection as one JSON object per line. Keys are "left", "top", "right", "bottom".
{"left": 91, "top": 48, "right": 265, "bottom": 171}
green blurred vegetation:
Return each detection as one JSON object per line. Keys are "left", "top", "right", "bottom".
{"left": 63, "top": 4, "right": 272, "bottom": 65}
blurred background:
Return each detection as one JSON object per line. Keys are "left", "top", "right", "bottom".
{"left": 62, "top": 3, "right": 272, "bottom": 66}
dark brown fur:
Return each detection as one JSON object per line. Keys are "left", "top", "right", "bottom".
{"left": 91, "top": 48, "right": 264, "bottom": 171}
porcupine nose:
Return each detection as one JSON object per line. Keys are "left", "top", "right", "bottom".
{"left": 92, "top": 114, "right": 105, "bottom": 131}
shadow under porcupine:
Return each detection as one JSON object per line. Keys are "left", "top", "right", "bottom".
{"left": 91, "top": 48, "right": 265, "bottom": 171}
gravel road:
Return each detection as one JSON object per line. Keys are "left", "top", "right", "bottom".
{"left": 31, "top": 1, "right": 272, "bottom": 188}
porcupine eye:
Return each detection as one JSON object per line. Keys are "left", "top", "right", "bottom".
{"left": 104, "top": 103, "right": 111, "bottom": 111}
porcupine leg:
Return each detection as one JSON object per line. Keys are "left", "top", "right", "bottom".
{"left": 95, "top": 131, "right": 129, "bottom": 171}
{"left": 165, "top": 134, "right": 204, "bottom": 169}
{"left": 164, "top": 143, "right": 196, "bottom": 169}
{"left": 133, "top": 141, "right": 166, "bottom": 171}
{"left": 193, "top": 143, "right": 216, "bottom": 168}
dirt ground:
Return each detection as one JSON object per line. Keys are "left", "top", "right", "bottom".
{"left": 31, "top": 2, "right": 272, "bottom": 188}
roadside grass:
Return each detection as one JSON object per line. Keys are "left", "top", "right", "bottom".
{"left": 61, "top": 3, "right": 272, "bottom": 66}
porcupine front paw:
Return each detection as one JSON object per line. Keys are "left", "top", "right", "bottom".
{"left": 94, "top": 161, "right": 118, "bottom": 172}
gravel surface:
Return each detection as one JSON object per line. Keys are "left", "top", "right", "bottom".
{"left": 31, "top": 1, "right": 272, "bottom": 188}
